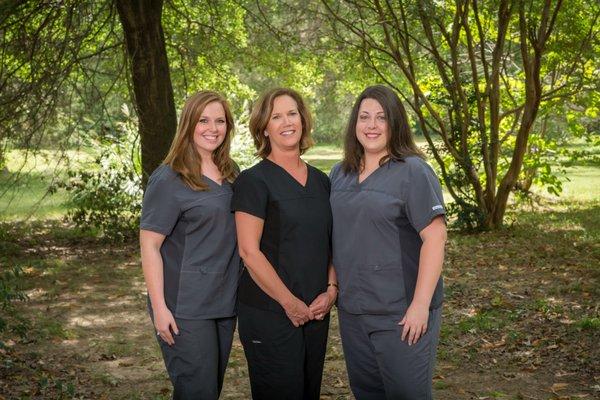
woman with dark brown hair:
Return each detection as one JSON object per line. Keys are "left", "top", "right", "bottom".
{"left": 139, "top": 90, "right": 240, "bottom": 399}
{"left": 231, "top": 87, "right": 336, "bottom": 399}
{"left": 330, "top": 85, "right": 447, "bottom": 399}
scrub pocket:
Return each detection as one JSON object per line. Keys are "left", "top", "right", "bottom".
{"left": 358, "top": 262, "right": 407, "bottom": 314}
{"left": 176, "top": 267, "right": 225, "bottom": 316}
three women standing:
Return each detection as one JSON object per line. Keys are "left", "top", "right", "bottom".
{"left": 140, "top": 91, "right": 241, "bottom": 400}
{"left": 330, "top": 85, "right": 446, "bottom": 399}
{"left": 140, "top": 85, "right": 445, "bottom": 399}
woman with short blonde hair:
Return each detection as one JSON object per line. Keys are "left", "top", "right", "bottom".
{"left": 248, "top": 87, "right": 314, "bottom": 158}
{"left": 232, "top": 87, "right": 336, "bottom": 399}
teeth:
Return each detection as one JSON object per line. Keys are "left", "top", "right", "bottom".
{"left": 281, "top": 130, "right": 295, "bottom": 136}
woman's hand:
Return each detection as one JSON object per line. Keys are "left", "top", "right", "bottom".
{"left": 153, "top": 305, "right": 179, "bottom": 346}
{"left": 399, "top": 302, "right": 429, "bottom": 345}
{"left": 283, "top": 297, "right": 314, "bottom": 327}
{"left": 309, "top": 287, "right": 337, "bottom": 320}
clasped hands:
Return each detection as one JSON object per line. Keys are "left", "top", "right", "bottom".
{"left": 284, "top": 288, "right": 337, "bottom": 327}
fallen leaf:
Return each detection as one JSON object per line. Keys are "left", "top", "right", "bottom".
{"left": 551, "top": 382, "right": 568, "bottom": 391}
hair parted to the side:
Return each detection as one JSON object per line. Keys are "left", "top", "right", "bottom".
{"left": 163, "top": 90, "right": 238, "bottom": 191}
{"left": 342, "top": 85, "right": 424, "bottom": 174}
{"left": 249, "top": 87, "right": 314, "bottom": 158}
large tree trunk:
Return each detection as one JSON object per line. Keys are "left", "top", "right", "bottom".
{"left": 115, "top": 0, "right": 176, "bottom": 188}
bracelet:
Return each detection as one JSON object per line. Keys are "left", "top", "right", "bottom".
{"left": 327, "top": 282, "right": 338, "bottom": 290}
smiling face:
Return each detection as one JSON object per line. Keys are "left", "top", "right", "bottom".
{"left": 265, "top": 95, "right": 303, "bottom": 153}
{"left": 355, "top": 98, "right": 389, "bottom": 158}
{"left": 193, "top": 101, "right": 227, "bottom": 159}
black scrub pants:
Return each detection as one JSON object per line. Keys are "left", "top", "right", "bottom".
{"left": 338, "top": 307, "right": 442, "bottom": 400}
{"left": 238, "top": 302, "right": 330, "bottom": 400}
{"left": 155, "top": 316, "right": 236, "bottom": 400}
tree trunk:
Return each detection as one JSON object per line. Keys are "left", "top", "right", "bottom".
{"left": 115, "top": 0, "right": 176, "bottom": 188}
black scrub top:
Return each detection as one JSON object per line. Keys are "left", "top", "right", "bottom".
{"left": 231, "top": 159, "right": 332, "bottom": 314}
{"left": 140, "top": 165, "right": 240, "bottom": 319}
{"left": 329, "top": 156, "right": 445, "bottom": 315}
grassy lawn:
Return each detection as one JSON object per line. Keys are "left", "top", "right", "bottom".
{"left": 0, "top": 150, "right": 91, "bottom": 220}
{"left": 1, "top": 144, "right": 598, "bottom": 399}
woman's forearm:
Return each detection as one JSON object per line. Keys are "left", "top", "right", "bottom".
{"left": 241, "top": 249, "right": 296, "bottom": 308}
{"left": 140, "top": 234, "right": 167, "bottom": 310}
{"left": 327, "top": 263, "right": 337, "bottom": 285}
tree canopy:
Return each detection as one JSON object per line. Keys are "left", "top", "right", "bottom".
{"left": 0, "top": 0, "right": 597, "bottom": 229}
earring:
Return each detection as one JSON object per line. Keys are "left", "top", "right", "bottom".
{"left": 264, "top": 131, "right": 269, "bottom": 137}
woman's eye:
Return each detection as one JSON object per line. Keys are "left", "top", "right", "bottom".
{"left": 272, "top": 115, "right": 280, "bottom": 120}
{"left": 359, "top": 115, "right": 368, "bottom": 120}
{"left": 199, "top": 119, "right": 208, "bottom": 124}
{"left": 377, "top": 115, "right": 386, "bottom": 122}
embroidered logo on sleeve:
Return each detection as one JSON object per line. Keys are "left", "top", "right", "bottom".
{"left": 432, "top": 205, "right": 444, "bottom": 211}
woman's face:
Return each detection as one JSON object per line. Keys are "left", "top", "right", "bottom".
{"left": 265, "top": 95, "right": 303, "bottom": 153}
{"left": 193, "top": 101, "right": 227, "bottom": 159}
{"left": 355, "top": 98, "right": 389, "bottom": 157}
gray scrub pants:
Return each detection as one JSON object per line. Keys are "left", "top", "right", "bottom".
{"left": 338, "top": 307, "right": 442, "bottom": 400}
{"left": 155, "top": 316, "right": 236, "bottom": 400}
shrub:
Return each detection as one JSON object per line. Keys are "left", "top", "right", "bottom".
{"left": 57, "top": 106, "right": 142, "bottom": 242}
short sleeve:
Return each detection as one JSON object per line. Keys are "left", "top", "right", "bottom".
{"left": 405, "top": 160, "right": 446, "bottom": 232}
{"left": 140, "top": 170, "right": 181, "bottom": 236}
{"left": 231, "top": 171, "right": 268, "bottom": 219}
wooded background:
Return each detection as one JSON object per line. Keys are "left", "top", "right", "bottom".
{"left": 0, "top": 1, "right": 598, "bottom": 399}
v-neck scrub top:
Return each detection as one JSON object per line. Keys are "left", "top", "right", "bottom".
{"left": 140, "top": 165, "right": 240, "bottom": 319}
{"left": 329, "top": 156, "right": 445, "bottom": 315}
{"left": 231, "top": 159, "right": 333, "bottom": 314}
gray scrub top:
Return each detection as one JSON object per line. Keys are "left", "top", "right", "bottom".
{"left": 140, "top": 165, "right": 240, "bottom": 320}
{"left": 329, "top": 156, "right": 445, "bottom": 315}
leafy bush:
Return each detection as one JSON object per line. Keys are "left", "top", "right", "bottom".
{"left": 56, "top": 106, "right": 142, "bottom": 242}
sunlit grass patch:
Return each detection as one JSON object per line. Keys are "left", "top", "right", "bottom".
{"left": 0, "top": 149, "right": 91, "bottom": 220}
{"left": 303, "top": 144, "right": 342, "bottom": 174}
{"left": 575, "top": 317, "right": 600, "bottom": 331}
{"left": 457, "top": 308, "right": 518, "bottom": 334}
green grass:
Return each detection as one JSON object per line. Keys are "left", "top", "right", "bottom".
{"left": 560, "top": 165, "right": 600, "bottom": 201}
{"left": 0, "top": 150, "right": 90, "bottom": 220}
{"left": 304, "top": 144, "right": 342, "bottom": 174}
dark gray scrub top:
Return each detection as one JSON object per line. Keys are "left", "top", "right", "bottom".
{"left": 140, "top": 165, "right": 240, "bottom": 320}
{"left": 329, "top": 156, "right": 445, "bottom": 315}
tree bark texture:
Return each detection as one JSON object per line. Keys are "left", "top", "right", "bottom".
{"left": 115, "top": 0, "right": 176, "bottom": 188}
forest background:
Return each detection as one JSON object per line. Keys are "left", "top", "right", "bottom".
{"left": 0, "top": 1, "right": 598, "bottom": 399}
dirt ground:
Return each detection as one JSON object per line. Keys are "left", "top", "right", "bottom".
{"left": 1, "top": 201, "right": 598, "bottom": 399}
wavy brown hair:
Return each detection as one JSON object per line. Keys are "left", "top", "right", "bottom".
{"left": 342, "top": 85, "right": 424, "bottom": 173}
{"left": 163, "top": 91, "right": 237, "bottom": 190}
{"left": 249, "top": 87, "right": 314, "bottom": 158}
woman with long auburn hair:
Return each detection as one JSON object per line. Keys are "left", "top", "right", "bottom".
{"left": 231, "top": 87, "right": 336, "bottom": 399}
{"left": 330, "top": 85, "right": 447, "bottom": 399}
{"left": 139, "top": 90, "right": 241, "bottom": 399}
